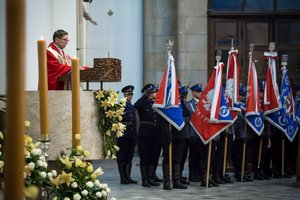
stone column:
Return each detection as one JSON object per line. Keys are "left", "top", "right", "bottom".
{"left": 143, "top": 0, "right": 209, "bottom": 87}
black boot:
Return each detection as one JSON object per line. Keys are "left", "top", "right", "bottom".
{"left": 189, "top": 169, "right": 200, "bottom": 182}
{"left": 140, "top": 166, "right": 150, "bottom": 187}
{"left": 125, "top": 163, "right": 138, "bottom": 184}
{"left": 254, "top": 168, "right": 264, "bottom": 180}
{"left": 173, "top": 164, "right": 187, "bottom": 189}
{"left": 162, "top": 162, "right": 172, "bottom": 190}
{"left": 117, "top": 162, "right": 129, "bottom": 184}
{"left": 148, "top": 166, "right": 160, "bottom": 186}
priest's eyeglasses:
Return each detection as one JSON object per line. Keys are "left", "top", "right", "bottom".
{"left": 60, "top": 38, "right": 69, "bottom": 42}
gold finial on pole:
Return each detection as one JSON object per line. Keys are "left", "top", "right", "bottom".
{"left": 269, "top": 42, "right": 275, "bottom": 52}
{"left": 166, "top": 39, "right": 174, "bottom": 54}
{"left": 216, "top": 50, "right": 222, "bottom": 64}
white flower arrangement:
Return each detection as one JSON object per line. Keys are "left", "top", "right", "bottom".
{"left": 51, "top": 145, "right": 114, "bottom": 200}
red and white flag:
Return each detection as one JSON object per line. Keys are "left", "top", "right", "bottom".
{"left": 225, "top": 50, "right": 240, "bottom": 122}
{"left": 245, "top": 57, "right": 264, "bottom": 135}
{"left": 190, "top": 62, "right": 232, "bottom": 144}
{"left": 263, "top": 52, "right": 281, "bottom": 115}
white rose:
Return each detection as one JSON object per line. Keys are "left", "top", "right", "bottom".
{"left": 73, "top": 193, "right": 81, "bottom": 200}
{"left": 25, "top": 150, "right": 30, "bottom": 158}
{"left": 100, "top": 183, "right": 108, "bottom": 190}
{"left": 39, "top": 155, "right": 46, "bottom": 162}
{"left": 39, "top": 171, "right": 47, "bottom": 179}
{"left": 47, "top": 172, "right": 53, "bottom": 178}
{"left": 101, "top": 190, "right": 107, "bottom": 197}
{"left": 0, "top": 160, "right": 4, "bottom": 168}
{"left": 111, "top": 198, "right": 116, "bottom": 200}
{"left": 81, "top": 190, "right": 88, "bottom": 196}
{"left": 71, "top": 182, "right": 78, "bottom": 188}
{"left": 28, "top": 162, "right": 35, "bottom": 170}
{"left": 31, "top": 148, "right": 41, "bottom": 156}
{"left": 43, "top": 161, "right": 48, "bottom": 168}
{"left": 106, "top": 187, "right": 111, "bottom": 193}
{"left": 94, "top": 179, "right": 101, "bottom": 188}
{"left": 64, "top": 198, "right": 70, "bottom": 200}
{"left": 37, "top": 160, "right": 44, "bottom": 167}
{"left": 86, "top": 181, "right": 94, "bottom": 188}
{"left": 52, "top": 170, "right": 57, "bottom": 177}
{"left": 96, "top": 192, "right": 102, "bottom": 198}
{"left": 52, "top": 197, "right": 57, "bottom": 200}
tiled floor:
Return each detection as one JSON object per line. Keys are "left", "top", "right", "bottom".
{"left": 95, "top": 157, "right": 300, "bottom": 200}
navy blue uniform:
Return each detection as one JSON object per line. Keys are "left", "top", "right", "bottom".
{"left": 117, "top": 101, "right": 137, "bottom": 163}
{"left": 134, "top": 94, "right": 165, "bottom": 187}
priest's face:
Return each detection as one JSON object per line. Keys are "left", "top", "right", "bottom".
{"left": 54, "top": 34, "right": 69, "bottom": 49}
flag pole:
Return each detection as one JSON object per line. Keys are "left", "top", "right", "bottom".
{"left": 257, "top": 138, "right": 263, "bottom": 169}
{"left": 241, "top": 122, "right": 247, "bottom": 182}
{"left": 206, "top": 50, "right": 223, "bottom": 187}
{"left": 205, "top": 141, "right": 212, "bottom": 188}
{"left": 166, "top": 39, "right": 174, "bottom": 180}
{"left": 280, "top": 55, "right": 288, "bottom": 178}
{"left": 222, "top": 131, "right": 228, "bottom": 177}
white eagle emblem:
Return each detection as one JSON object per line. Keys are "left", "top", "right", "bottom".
{"left": 202, "top": 89, "right": 215, "bottom": 111}
{"left": 225, "top": 79, "right": 234, "bottom": 102}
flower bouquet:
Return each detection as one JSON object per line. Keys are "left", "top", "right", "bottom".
{"left": 94, "top": 89, "right": 126, "bottom": 159}
{"left": 51, "top": 145, "right": 113, "bottom": 200}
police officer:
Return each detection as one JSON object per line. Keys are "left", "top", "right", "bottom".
{"left": 168, "top": 86, "right": 190, "bottom": 189}
{"left": 134, "top": 83, "right": 162, "bottom": 187}
{"left": 117, "top": 85, "right": 138, "bottom": 184}
{"left": 231, "top": 84, "right": 253, "bottom": 182}
{"left": 185, "top": 83, "right": 203, "bottom": 183}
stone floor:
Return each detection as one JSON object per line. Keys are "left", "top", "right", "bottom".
{"left": 1, "top": 156, "right": 300, "bottom": 200}
{"left": 94, "top": 157, "right": 300, "bottom": 200}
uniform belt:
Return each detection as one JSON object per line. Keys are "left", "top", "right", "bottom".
{"left": 140, "top": 121, "right": 159, "bottom": 127}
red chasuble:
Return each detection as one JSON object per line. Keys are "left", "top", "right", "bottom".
{"left": 47, "top": 42, "right": 72, "bottom": 90}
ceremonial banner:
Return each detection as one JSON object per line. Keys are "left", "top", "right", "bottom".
{"left": 225, "top": 50, "right": 240, "bottom": 122}
{"left": 190, "top": 63, "right": 232, "bottom": 144}
{"left": 296, "top": 101, "right": 300, "bottom": 125}
{"left": 263, "top": 52, "right": 281, "bottom": 115}
{"left": 245, "top": 57, "right": 264, "bottom": 135}
{"left": 267, "top": 67, "right": 298, "bottom": 142}
{"left": 153, "top": 52, "right": 184, "bottom": 130}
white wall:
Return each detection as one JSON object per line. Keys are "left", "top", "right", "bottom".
{"left": 86, "top": 0, "right": 143, "bottom": 102}
{"left": 0, "top": 0, "right": 143, "bottom": 101}
{"left": 25, "top": 0, "right": 77, "bottom": 91}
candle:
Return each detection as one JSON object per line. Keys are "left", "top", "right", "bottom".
{"left": 5, "top": 0, "right": 25, "bottom": 199}
{"left": 71, "top": 57, "right": 80, "bottom": 147}
{"left": 37, "top": 37, "right": 49, "bottom": 140}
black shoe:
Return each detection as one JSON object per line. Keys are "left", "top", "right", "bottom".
{"left": 148, "top": 178, "right": 160, "bottom": 186}
{"left": 142, "top": 180, "right": 151, "bottom": 187}
{"left": 163, "top": 181, "right": 172, "bottom": 190}
{"left": 173, "top": 180, "right": 188, "bottom": 189}
{"left": 222, "top": 176, "right": 233, "bottom": 183}
{"left": 214, "top": 177, "right": 226, "bottom": 184}
{"left": 189, "top": 175, "right": 201, "bottom": 182}
{"left": 180, "top": 178, "right": 190, "bottom": 185}
{"left": 127, "top": 177, "right": 138, "bottom": 184}
{"left": 200, "top": 181, "right": 212, "bottom": 188}
{"left": 209, "top": 179, "right": 219, "bottom": 187}
{"left": 154, "top": 175, "right": 163, "bottom": 182}
{"left": 254, "top": 169, "right": 264, "bottom": 180}
{"left": 121, "top": 177, "right": 129, "bottom": 184}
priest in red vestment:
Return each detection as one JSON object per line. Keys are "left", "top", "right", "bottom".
{"left": 47, "top": 29, "right": 89, "bottom": 90}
